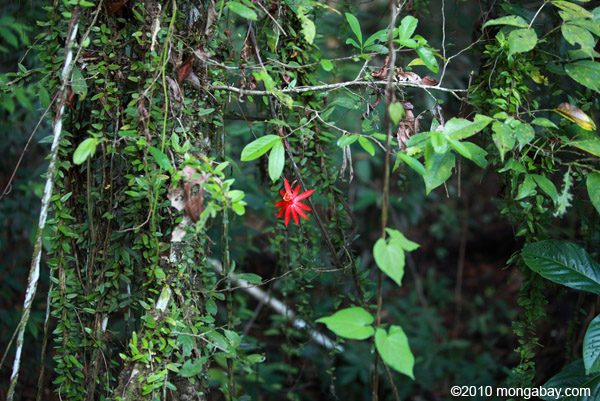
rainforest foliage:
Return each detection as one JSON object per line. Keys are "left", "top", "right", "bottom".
{"left": 1, "top": 0, "right": 600, "bottom": 400}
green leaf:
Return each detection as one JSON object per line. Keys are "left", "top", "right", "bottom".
{"left": 337, "top": 134, "right": 359, "bottom": 147}
{"left": 448, "top": 137, "right": 471, "bottom": 159}
{"left": 445, "top": 115, "right": 493, "bottom": 140}
{"left": 461, "top": 142, "right": 488, "bottom": 168}
{"left": 571, "top": 131, "right": 600, "bottom": 157}
{"left": 514, "top": 121, "right": 535, "bottom": 149}
{"left": 483, "top": 15, "right": 529, "bottom": 28}
{"left": 320, "top": 59, "right": 333, "bottom": 71}
{"left": 388, "top": 102, "right": 405, "bottom": 125}
{"left": 532, "top": 174, "right": 558, "bottom": 205}
{"left": 375, "top": 326, "right": 415, "bottom": 379}
{"left": 198, "top": 108, "right": 215, "bottom": 116}
{"left": 227, "top": 1, "right": 257, "bottom": 20}
{"left": 415, "top": 46, "right": 439, "bottom": 73}
{"left": 374, "top": 237, "right": 405, "bottom": 287}
{"left": 316, "top": 307, "right": 374, "bottom": 340}
{"left": 562, "top": 23, "right": 595, "bottom": 57}
{"left": 522, "top": 240, "right": 600, "bottom": 295}
{"left": 584, "top": 315, "right": 600, "bottom": 375}
{"left": 345, "top": 13, "right": 362, "bottom": 46}
{"left": 298, "top": 7, "right": 315, "bottom": 45}
{"left": 71, "top": 67, "right": 88, "bottom": 100}
{"left": 508, "top": 28, "right": 538, "bottom": 58}
{"left": 430, "top": 131, "right": 448, "bottom": 153}
{"left": 531, "top": 117, "right": 558, "bottom": 129}
{"left": 148, "top": 146, "right": 172, "bottom": 171}
{"left": 73, "top": 138, "right": 98, "bottom": 165}
{"left": 240, "top": 135, "right": 280, "bottom": 161}
{"left": 492, "top": 121, "right": 515, "bottom": 162}
{"left": 541, "top": 359, "right": 600, "bottom": 401}
{"left": 385, "top": 228, "right": 420, "bottom": 251}
{"left": 397, "top": 15, "right": 418, "bottom": 44}
{"left": 268, "top": 140, "right": 284, "bottom": 182}
{"left": 424, "top": 148, "right": 455, "bottom": 194}
{"left": 565, "top": 61, "right": 600, "bottom": 93}
{"left": 358, "top": 136, "right": 375, "bottom": 156}
{"left": 395, "top": 152, "right": 426, "bottom": 176}
{"left": 180, "top": 359, "right": 204, "bottom": 378}
{"left": 587, "top": 173, "right": 600, "bottom": 215}
{"left": 516, "top": 175, "right": 536, "bottom": 200}
{"left": 235, "top": 273, "right": 262, "bottom": 284}
{"left": 552, "top": 1, "right": 594, "bottom": 18}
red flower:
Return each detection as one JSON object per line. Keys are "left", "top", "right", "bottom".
{"left": 275, "top": 178, "right": 314, "bottom": 226}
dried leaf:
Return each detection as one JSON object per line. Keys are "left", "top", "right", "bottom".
{"left": 420, "top": 76, "right": 438, "bottom": 85}
{"left": 178, "top": 56, "right": 196, "bottom": 83}
{"left": 394, "top": 67, "right": 421, "bottom": 83}
{"left": 371, "top": 56, "right": 390, "bottom": 80}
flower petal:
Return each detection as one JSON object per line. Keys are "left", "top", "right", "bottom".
{"left": 292, "top": 185, "right": 300, "bottom": 198}
{"left": 277, "top": 206, "right": 286, "bottom": 218}
{"left": 295, "top": 189, "right": 314, "bottom": 201}
{"left": 284, "top": 205, "right": 291, "bottom": 226}
{"left": 296, "top": 207, "right": 309, "bottom": 220}
{"left": 284, "top": 178, "right": 292, "bottom": 195}
{"left": 295, "top": 201, "right": 311, "bottom": 211}
{"left": 280, "top": 190, "right": 286, "bottom": 198}
{"left": 275, "top": 200, "right": 287, "bottom": 207}
{"left": 291, "top": 206, "right": 300, "bottom": 225}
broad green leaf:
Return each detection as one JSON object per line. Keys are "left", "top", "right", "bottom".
{"left": 552, "top": 1, "right": 594, "bottom": 18}
{"left": 388, "top": 102, "right": 405, "bottom": 125}
{"left": 461, "top": 142, "right": 488, "bottom": 168}
{"left": 571, "top": 18, "right": 600, "bottom": 36}
{"left": 445, "top": 114, "right": 493, "bottom": 140}
{"left": 227, "top": 1, "right": 257, "bottom": 20}
{"left": 298, "top": 7, "right": 315, "bottom": 44}
{"left": 73, "top": 138, "right": 98, "bottom": 165}
{"left": 71, "top": 67, "right": 87, "bottom": 100}
{"left": 235, "top": 273, "right": 262, "bottom": 284}
{"left": 240, "top": 135, "right": 280, "bottom": 161}
{"left": 483, "top": 15, "right": 529, "bottom": 28}
{"left": 364, "top": 29, "right": 388, "bottom": 48}
{"left": 565, "top": 61, "right": 600, "bottom": 93}
{"left": 397, "top": 15, "right": 418, "bottom": 43}
{"left": 337, "top": 134, "right": 359, "bottom": 147}
{"left": 148, "top": 146, "right": 172, "bottom": 171}
{"left": 587, "top": 173, "right": 600, "bottom": 215}
{"left": 320, "top": 59, "right": 333, "bottom": 71}
{"left": 358, "top": 136, "right": 375, "bottom": 156}
{"left": 375, "top": 326, "right": 415, "bottom": 379}
{"left": 584, "top": 315, "right": 600, "bottom": 375}
{"left": 430, "top": 131, "right": 448, "bottom": 154}
{"left": 508, "top": 28, "right": 538, "bottom": 58}
{"left": 316, "top": 307, "right": 374, "bottom": 340}
{"left": 345, "top": 13, "right": 362, "bottom": 46}
{"left": 198, "top": 108, "right": 215, "bottom": 116}
{"left": 180, "top": 359, "right": 204, "bottom": 377}
{"left": 424, "top": 149, "right": 455, "bottom": 194}
{"left": 448, "top": 137, "right": 472, "bottom": 159}
{"left": 571, "top": 131, "right": 600, "bottom": 157}
{"left": 385, "top": 228, "right": 419, "bottom": 251}
{"left": 395, "top": 152, "right": 426, "bottom": 176}
{"left": 531, "top": 117, "right": 558, "bottom": 129}
{"left": 532, "top": 174, "right": 558, "bottom": 205}
{"left": 562, "top": 23, "right": 595, "bottom": 57}
{"left": 415, "top": 46, "right": 439, "bottom": 73}
{"left": 541, "top": 359, "right": 600, "bottom": 401}
{"left": 516, "top": 175, "right": 536, "bottom": 200}
{"left": 492, "top": 121, "right": 515, "bottom": 162}
{"left": 374, "top": 237, "right": 405, "bottom": 287}
{"left": 514, "top": 121, "right": 535, "bottom": 149}
{"left": 268, "top": 140, "right": 284, "bottom": 182}
{"left": 522, "top": 240, "right": 600, "bottom": 295}
{"left": 499, "top": 158, "right": 526, "bottom": 174}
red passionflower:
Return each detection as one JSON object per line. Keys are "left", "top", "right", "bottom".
{"left": 275, "top": 178, "right": 314, "bottom": 226}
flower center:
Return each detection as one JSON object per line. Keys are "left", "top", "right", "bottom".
{"left": 283, "top": 193, "right": 293, "bottom": 202}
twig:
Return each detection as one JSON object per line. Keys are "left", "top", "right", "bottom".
{"left": 6, "top": 7, "right": 81, "bottom": 401}
{"left": 209, "top": 258, "right": 342, "bottom": 352}
{"left": 211, "top": 79, "right": 466, "bottom": 99}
